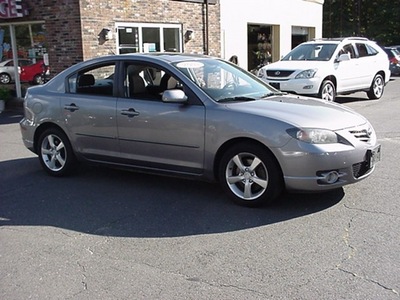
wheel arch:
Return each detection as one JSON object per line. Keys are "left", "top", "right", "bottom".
{"left": 33, "top": 122, "right": 68, "bottom": 154}
{"left": 375, "top": 70, "right": 386, "bottom": 83}
{"left": 213, "top": 137, "right": 283, "bottom": 182}
{"left": 321, "top": 75, "right": 337, "bottom": 90}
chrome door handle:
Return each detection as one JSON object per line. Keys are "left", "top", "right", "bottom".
{"left": 64, "top": 103, "right": 79, "bottom": 112}
{"left": 121, "top": 108, "right": 140, "bottom": 117}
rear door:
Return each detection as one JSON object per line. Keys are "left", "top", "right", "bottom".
{"left": 355, "top": 42, "right": 381, "bottom": 88}
{"left": 60, "top": 63, "right": 119, "bottom": 160}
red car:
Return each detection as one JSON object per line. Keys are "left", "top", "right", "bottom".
{"left": 20, "top": 60, "right": 50, "bottom": 85}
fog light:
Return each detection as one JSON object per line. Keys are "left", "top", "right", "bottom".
{"left": 319, "top": 171, "right": 339, "bottom": 184}
{"left": 303, "top": 85, "right": 313, "bottom": 90}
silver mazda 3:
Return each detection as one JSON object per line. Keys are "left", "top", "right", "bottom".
{"left": 20, "top": 53, "right": 381, "bottom": 207}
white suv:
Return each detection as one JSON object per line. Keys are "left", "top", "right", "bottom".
{"left": 258, "top": 37, "right": 391, "bottom": 101}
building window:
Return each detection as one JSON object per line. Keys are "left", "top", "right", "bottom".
{"left": 116, "top": 23, "right": 182, "bottom": 54}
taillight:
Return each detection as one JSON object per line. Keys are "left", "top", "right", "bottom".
{"left": 390, "top": 57, "right": 399, "bottom": 64}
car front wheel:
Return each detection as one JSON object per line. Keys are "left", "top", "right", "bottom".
{"left": 318, "top": 80, "right": 336, "bottom": 101}
{"left": 218, "top": 143, "right": 283, "bottom": 207}
{"left": 367, "top": 74, "right": 384, "bottom": 100}
{"left": 38, "top": 128, "right": 76, "bottom": 176}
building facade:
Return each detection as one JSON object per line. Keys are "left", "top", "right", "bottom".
{"left": 1, "top": 0, "right": 220, "bottom": 75}
{"left": 1, "top": 0, "right": 323, "bottom": 77}
{"left": 220, "top": 0, "right": 324, "bottom": 71}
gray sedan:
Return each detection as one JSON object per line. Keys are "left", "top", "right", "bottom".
{"left": 20, "top": 53, "right": 381, "bottom": 207}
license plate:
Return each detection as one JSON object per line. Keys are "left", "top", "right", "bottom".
{"left": 270, "top": 82, "right": 280, "bottom": 90}
{"left": 367, "top": 144, "right": 381, "bottom": 168}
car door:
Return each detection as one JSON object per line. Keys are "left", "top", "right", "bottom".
{"left": 335, "top": 43, "right": 360, "bottom": 92}
{"left": 60, "top": 63, "right": 119, "bottom": 160}
{"left": 116, "top": 62, "right": 205, "bottom": 174}
{"left": 355, "top": 42, "right": 379, "bottom": 88}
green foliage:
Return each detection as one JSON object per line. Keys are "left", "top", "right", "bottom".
{"left": 323, "top": 0, "right": 400, "bottom": 46}
{"left": 0, "top": 86, "right": 11, "bottom": 101}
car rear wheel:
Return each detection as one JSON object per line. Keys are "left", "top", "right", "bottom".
{"left": 33, "top": 74, "right": 44, "bottom": 85}
{"left": 38, "top": 128, "right": 76, "bottom": 176}
{"left": 318, "top": 80, "right": 336, "bottom": 101}
{"left": 0, "top": 73, "right": 11, "bottom": 84}
{"left": 218, "top": 143, "right": 283, "bottom": 207}
{"left": 367, "top": 74, "right": 384, "bottom": 100}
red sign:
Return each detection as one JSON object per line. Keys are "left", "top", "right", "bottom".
{"left": 0, "top": 0, "right": 27, "bottom": 19}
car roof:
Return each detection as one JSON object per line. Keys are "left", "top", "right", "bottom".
{"left": 82, "top": 52, "right": 215, "bottom": 65}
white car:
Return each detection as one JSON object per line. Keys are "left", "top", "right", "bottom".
{"left": 258, "top": 37, "right": 391, "bottom": 102}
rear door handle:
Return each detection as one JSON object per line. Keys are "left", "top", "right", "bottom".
{"left": 64, "top": 103, "right": 79, "bottom": 112}
{"left": 121, "top": 108, "right": 140, "bottom": 117}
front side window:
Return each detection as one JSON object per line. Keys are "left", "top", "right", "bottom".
{"left": 123, "top": 62, "right": 181, "bottom": 100}
{"left": 339, "top": 44, "right": 356, "bottom": 59}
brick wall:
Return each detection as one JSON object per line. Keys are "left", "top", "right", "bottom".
{"left": 22, "top": 0, "right": 84, "bottom": 74}
{"left": 22, "top": 0, "right": 220, "bottom": 75}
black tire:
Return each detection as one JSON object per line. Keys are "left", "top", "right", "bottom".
{"left": 318, "top": 80, "right": 336, "bottom": 101}
{"left": 0, "top": 73, "right": 11, "bottom": 84}
{"left": 367, "top": 74, "right": 384, "bottom": 100}
{"left": 218, "top": 143, "right": 283, "bottom": 207}
{"left": 33, "top": 74, "right": 44, "bottom": 85}
{"left": 38, "top": 128, "right": 77, "bottom": 176}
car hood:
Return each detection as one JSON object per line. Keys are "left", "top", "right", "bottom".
{"left": 263, "top": 60, "right": 330, "bottom": 71}
{"left": 224, "top": 94, "right": 367, "bottom": 130}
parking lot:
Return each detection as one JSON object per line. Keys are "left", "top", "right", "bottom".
{"left": 1, "top": 78, "right": 399, "bottom": 299}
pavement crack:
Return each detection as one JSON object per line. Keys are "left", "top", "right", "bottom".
{"left": 343, "top": 203, "right": 399, "bottom": 218}
{"left": 77, "top": 262, "right": 88, "bottom": 290}
{"left": 338, "top": 267, "right": 399, "bottom": 296}
{"left": 342, "top": 216, "right": 357, "bottom": 260}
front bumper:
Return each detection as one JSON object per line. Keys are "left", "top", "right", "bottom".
{"left": 262, "top": 77, "right": 321, "bottom": 96}
{"left": 274, "top": 132, "right": 381, "bottom": 192}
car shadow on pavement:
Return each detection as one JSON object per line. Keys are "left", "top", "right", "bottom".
{"left": 0, "top": 157, "right": 344, "bottom": 238}
{"left": 335, "top": 95, "right": 373, "bottom": 104}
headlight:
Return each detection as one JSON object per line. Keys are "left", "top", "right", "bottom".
{"left": 295, "top": 69, "right": 317, "bottom": 79}
{"left": 287, "top": 128, "right": 338, "bottom": 144}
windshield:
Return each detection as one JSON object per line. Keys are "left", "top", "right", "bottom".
{"left": 282, "top": 43, "right": 338, "bottom": 61}
{"left": 172, "top": 59, "right": 276, "bottom": 102}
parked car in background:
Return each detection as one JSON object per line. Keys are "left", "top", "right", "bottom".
{"left": 20, "top": 53, "right": 381, "bottom": 207}
{"left": 0, "top": 59, "right": 32, "bottom": 84}
{"left": 20, "top": 60, "right": 50, "bottom": 85}
{"left": 383, "top": 47, "right": 400, "bottom": 76}
{"left": 389, "top": 45, "right": 400, "bottom": 52}
{"left": 258, "top": 37, "right": 390, "bottom": 102}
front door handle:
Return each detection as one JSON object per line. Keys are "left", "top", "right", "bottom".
{"left": 121, "top": 108, "right": 140, "bottom": 117}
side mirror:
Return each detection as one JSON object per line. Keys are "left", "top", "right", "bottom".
{"left": 337, "top": 53, "right": 351, "bottom": 62}
{"left": 162, "top": 89, "right": 188, "bottom": 103}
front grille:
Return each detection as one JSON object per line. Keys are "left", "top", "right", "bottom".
{"left": 352, "top": 161, "right": 370, "bottom": 178}
{"left": 266, "top": 70, "right": 294, "bottom": 77}
{"left": 349, "top": 126, "right": 372, "bottom": 143}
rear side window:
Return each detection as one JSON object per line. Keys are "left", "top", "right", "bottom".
{"left": 356, "top": 43, "right": 379, "bottom": 57}
{"left": 68, "top": 63, "right": 115, "bottom": 96}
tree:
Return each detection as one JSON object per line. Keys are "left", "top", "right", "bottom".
{"left": 323, "top": 0, "right": 400, "bottom": 46}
